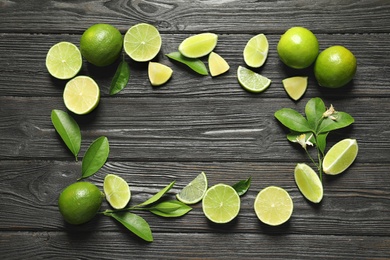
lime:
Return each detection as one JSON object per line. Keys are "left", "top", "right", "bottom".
{"left": 243, "top": 33, "right": 269, "bottom": 68}
{"left": 294, "top": 163, "right": 323, "bottom": 203}
{"left": 282, "top": 76, "right": 308, "bottom": 101}
{"left": 202, "top": 183, "right": 240, "bottom": 224}
{"left": 124, "top": 23, "right": 162, "bottom": 62}
{"left": 323, "top": 138, "right": 358, "bottom": 175}
{"left": 314, "top": 45, "right": 357, "bottom": 88}
{"left": 148, "top": 62, "right": 173, "bottom": 86}
{"left": 176, "top": 172, "right": 208, "bottom": 205}
{"left": 254, "top": 186, "right": 293, "bottom": 226}
{"left": 178, "top": 33, "right": 218, "bottom": 58}
{"left": 103, "top": 174, "right": 131, "bottom": 209}
{"left": 277, "top": 27, "right": 319, "bottom": 69}
{"left": 237, "top": 66, "right": 271, "bottom": 93}
{"left": 208, "top": 52, "right": 230, "bottom": 77}
{"left": 58, "top": 182, "right": 104, "bottom": 225}
{"left": 45, "top": 42, "right": 82, "bottom": 80}
{"left": 80, "top": 23, "right": 123, "bottom": 67}
{"left": 63, "top": 75, "right": 100, "bottom": 115}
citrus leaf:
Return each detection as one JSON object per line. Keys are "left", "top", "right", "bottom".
{"left": 80, "top": 136, "right": 109, "bottom": 179}
{"left": 316, "top": 132, "right": 328, "bottom": 154}
{"left": 108, "top": 212, "right": 153, "bottom": 242}
{"left": 149, "top": 200, "right": 192, "bottom": 217}
{"left": 51, "top": 109, "right": 81, "bottom": 161}
{"left": 110, "top": 60, "right": 130, "bottom": 95}
{"left": 232, "top": 177, "right": 251, "bottom": 196}
{"left": 305, "top": 97, "right": 326, "bottom": 129}
{"left": 138, "top": 181, "right": 175, "bottom": 207}
{"left": 166, "top": 52, "right": 208, "bottom": 75}
{"left": 274, "top": 108, "right": 312, "bottom": 132}
{"left": 318, "top": 112, "right": 354, "bottom": 134}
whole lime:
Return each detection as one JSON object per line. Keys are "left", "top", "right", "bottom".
{"left": 58, "top": 182, "right": 104, "bottom": 225}
{"left": 277, "top": 27, "right": 319, "bottom": 69}
{"left": 314, "top": 45, "right": 357, "bottom": 88}
{"left": 80, "top": 24, "right": 123, "bottom": 67}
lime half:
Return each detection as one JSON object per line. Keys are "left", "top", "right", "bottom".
{"left": 237, "top": 66, "right": 271, "bottom": 93}
{"left": 323, "top": 139, "right": 358, "bottom": 175}
{"left": 208, "top": 52, "right": 230, "bottom": 77}
{"left": 282, "top": 76, "right": 308, "bottom": 101}
{"left": 176, "top": 172, "right": 208, "bottom": 205}
{"left": 178, "top": 33, "right": 218, "bottom": 58}
{"left": 46, "top": 42, "right": 82, "bottom": 80}
{"left": 243, "top": 34, "right": 269, "bottom": 68}
{"left": 294, "top": 163, "right": 323, "bottom": 203}
{"left": 103, "top": 174, "right": 131, "bottom": 209}
{"left": 148, "top": 62, "right": 173, "bottom": 86}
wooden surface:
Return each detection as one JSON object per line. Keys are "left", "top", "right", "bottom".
{"left": 1, "top": 0, "right": 390, "bottom": 259}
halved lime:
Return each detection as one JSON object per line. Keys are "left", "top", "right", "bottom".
{"left": 124, "top": 23, "right": 162, "bottom": 62}
{"left": 208, "top": 52, "right": 230, "bottom": 77}
{"left": 202, "top": 183, "right": 240, "bottom": 224}
{"left": 294, "top": 163, "right": 323, "bottom": 203}
{"left": 103, "top": 174, "right": 131, "bottom": 209}
{"left": 323, "top": 139, "right": 358, "bottom": 175}
{"left": 243, "top": 34, "right": 269, "bottom": 68}
{"left": 282, "top": 76, "right": 308, "bottom": 101}
{"left": 254, "top": 186, "right": 293, "bottom": 226}
{"left": 237, "top": 66, "right": 271, "bottom": 93}
{"left": 176, "top": 172, "right": 208, "bottom": 205}
{"left": 148, "top": 62, "right": 173, "bottom": 86}
{"left": 46, "top": 41, "right": 82, "bottom": 80}
{"left": 178, "top": 33, "right": 218, "bottom": 58}
{"left": 63, "top": 75, "right": 100, "bottom": 115}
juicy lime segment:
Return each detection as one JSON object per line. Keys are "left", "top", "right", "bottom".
{"left": 294, "top": 163, "right": 323, "bottom": 203}
{"left": 282, "top": 76, "right": 308, "bottom": 101}
{"left": 208, "top": 52, "right": 230, "bottom": 77}
{"left": 323, "top": 138, "right": 358, "bottom": 175}
{"left": 178, "top": 33, "right": 218, "bottom": 58}
{"left": 46, "top": 42, "right": 82, "bottom": 80}
{"left": 237, "top": 66, "right": 271, "bottom": 93}
{"left": 148, "top": 62, "right": 173, "bottom": 86}
{"left": 243, "top": 34, "right": 269, "bottom": 68}
{"left": 176, "top": 172, "right": 208, "bottom": 205}
{"left": 103, "top": 174, "right": 131, "bottom": 209}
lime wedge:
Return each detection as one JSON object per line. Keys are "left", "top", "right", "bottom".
{"left": 254, "top": 186, "right": 293, "bottom": 226}
{"left": 208, "top": 52, "right": 230, "bottom": 77}
{"left": 294, "top": 163, "right": 323, "bottom": 203}
{"left": 178, "top": 33, "right": 218, "bottom": 58}
{"left": 202, "top": 183, "right": 240, "bottom": 224}
{"left": 243, "top": 34, "right": 269, "bottom": 68}
{"left": 46, "top": 41, "right": 82, "bottom": 80}
{"left": 323, "top": 138, "right": 358, "bottom": 175}
{"left": 124, "top": 23, "right": 162, "bottom": 62}
{"left": 237, "top": 66, "right": 271, "bottom": 93}
{"left": 103, "top": 174, "right": 131, "bottom": 209}
{"left": 176, "top": 172, "right": 208, "bottom": 205}
{"left": 63, "top": 76, "right": 100, "bottom": 115}
{"left": 282, "top": 76, "right": 308, "bottom": 101}
{"left": 148, "top": 62, "right": 173, "bottom": 86}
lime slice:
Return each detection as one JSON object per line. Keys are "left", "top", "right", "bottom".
{"left": 176, "top": 172, "right": 208, "bottom": 205}
{"left": 46, "top": 41, "right": 82, "bottom": 80}
{"left": 124, "top": 23, "right": 162, "bottom": 62}
{"left": 208, "top": 52, "right": 230, "bottom": 77}
{"left": 323, "top": 138, "right": 358, "bottom": 175}
{"left": 103, "top": 174, "right": 131, "bottom": 209}
{"left": 254, "top": 186, "right": 293, "bottom": 226}
{"left": 243, "top": 34, "right": 269, "bottom": 68}
{"left": 63, "top": 76, "right": 100, "bottom": 115}
{"left": 237, "top": 66, "right": 271, "bottom": 93}
{"left": 294, "top": 163, "right": 323, "bottom": 203}
{"left": 148, "top": 62, "right": 173, "bottom": 86}
{"left": 202, "top": 183, "right": 240, "bottom": 224}
{"left": 178, "top": 33, "right": 218, "bottom": 58}
{"left": 282, "top": 76, "right": 308, "bottom": 101}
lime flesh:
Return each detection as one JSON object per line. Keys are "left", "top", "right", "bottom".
{"left": 208, "top": 52, "right": 230, "bottom": 77}
{"left": 103, "top": 174, "right": 131, "bottom": 209}
{"left": 282, "top": 76, "right": 308, "bottom": 101}
{"left": 294, "top": 163, "right": 323, "bottom": 203}
{"left": 237, "top": 66, "right": 271, "bottom": 93}
{"left": 176, "top": 172, "right": 208, "bottom": 205}
{"left": 178, "top": 33, "right": 218, "bottom": 58}
{"left": 323, "top": 139, "right": 358, "bottom": 175}
{"left": 148, "top": 62, "right": 173, "bottom": 86}
{"left": 243, "top": 33, "right": 269, "bottom": 68}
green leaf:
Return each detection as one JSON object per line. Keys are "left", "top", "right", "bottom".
{"left": 305, "top": 97, "right": 326, "bottom": 129}
{"left": 110, "top": 60, "right": 130, "bottom": 95}
{"left": 274, "top": 108, "right": 312, "bottom": 133}
{"left": 149, "top": 200, "right": 192, "bottom": 217}
{"left": 316, "top": 132, "right": 328, "bottom": 154}
{"left": 318, "top": 112, "right": 355, "bottom": 133}
{"left": 232, "top": 177, "right": 251, "bottom": 196}
{"left": 80, "top": 136, "right": 109, "bottom": 179}
{"left": 138, "top": 181, "right": 175, "bottom": 207}
{"left": 166, "top": 52, "right": 208, "bottom": 75}
{"left": 51, "top": 109, "right": 81, "bottom": 160}
{"left": 108, "top": 212, "right": 153, "bottom": 242}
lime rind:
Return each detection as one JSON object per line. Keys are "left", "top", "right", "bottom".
{"left": 178, "top": 33, "right": 218, "bottom": 58}
{"left": 237, "top": 66, "right": 271, "bottom": 93}
{"left": 323, "top": 139, "right": 358, "bottom": 175}
{"left": 294, "top": 163, "right": 323, "bottom": 203}
{"left": 243, "top": 34, "right": 269, "bottom": 68}
{"left": 176, "top": 172, "right": 208, "bottom": 205}
{"left": 103, "top": 174, "right": 131, "bottom": 210}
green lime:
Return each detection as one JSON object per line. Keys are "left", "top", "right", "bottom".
{"left": 178, "top": 33, "right": 218, "bottom": 58}
{"left": 237, "top": 66, "right": 271, "bottom": 93}
{"left": 314, "top": 45, "right": 357, "bottom": 88}
{"left": 277, "top": 27, "right": 319, "bottom": 69}
{"left": 58, "top": 182, "right": 104, "bottom": 225}
{"left": 45, "top": 41, "right": 82, "bottom": 80}
{"left": 176, "top": 172, "right": 208, "bottom": 205}
{"left": 202, "top": 183, "right": 240, "bottom": 224}
{"left": 124, "top": 23, "right": 162, "bottom": 62}
{"left": 294, "top": 163, "right": 323, "bottom": 203}
{"left": 282, "top": 76, "right": 308, "bottom": 101}
{"left": 148, "top": 62, "right": 173, "bottom": 86}
{"left": 80, "top": 23, "right": 123, "bottom": 67}
{"left": 103, "top": 174, "right": 131, "bottom": 209}
{"left": 323, "top": 138, "right": 358, "bottom": 175}
{"left": 243, "top": 33, "right": 269, "bottom": 68}
{"left": 208, "top": 52, "right": 230, "bottom": 77}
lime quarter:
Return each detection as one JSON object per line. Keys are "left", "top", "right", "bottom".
{"left": 178, "top": 33, "right": 218, "bottom": 58}
{"left": 148, "top": 62, "right": 173, "bottom": 86}
{"left": 282, "top": 76, "right": 308, "bottom": 101}
{"left": 294, "top": 163, "right": 323, "bottom": 203}
{"left": 237, "top": 66, "right": 271, "bottom": 93}
{"left": 208, "top": 52, "right": 230, "bottom": 77}
{"left": 103, "top": 174, "right": 131, "bottom": 209}
{"left": 176, "top": 172, "right": 208, "bottom": 205}
{"left": 323, "top": 138, "right": 358, "bottom": 175}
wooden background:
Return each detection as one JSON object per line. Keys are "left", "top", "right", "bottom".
{"left": 1, "top": 0, "right": 389, "bottom": 259}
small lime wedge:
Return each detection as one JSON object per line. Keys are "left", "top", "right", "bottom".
{"left": 176, "top": 172, "right": 208, "bottom": 205}
{"left": 243, "top": 34, "right": 269, "bottom": 68}
{"left": 178, "top": 33, "right": 218, "bottom": 58}
{"left": 148, "top": 62, "right": 173, "bottom": 86}
{"left": 282, "top": 76, "right": 308, "bottom": 101}
{"left": 294, "top": 163, "right": 323, "bottom": 203}
{"left": 237, "top": 66, "right": 271, "bottom": 93}
{"left": 323, "top": 138, "right": 358, "bottom": 175}
{"left": 103, "top": 174, "right": 131, "bottom": 209}
{"left": 208, "top": 52, "right": 230, "bottom": 77}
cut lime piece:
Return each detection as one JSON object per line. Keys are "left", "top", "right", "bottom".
{"left": 176, "top": 172, "right": 208, "bottom": 205}
{"left": 254, "top": 186, "right": 293, "bottom": 226}
{"left": 294, "top": 163, "right": 323, "bottom": 203}
{"left": 202, "top": 183, "right": 240, "bottom": 224}
{"left": 282, "top": 76, "right": 308, "bottom": 101}
{"left": 63, "top": 76, "right": 100, "bottom": 115}
{"left": 103, "top": 174, "right": 131, "bottom": 210}
{"left": 208, "top": 52, "right": 230, "bottom": 77}
{"left": 178, "top": 33, "right": 218, "bottom": 58}
{"left": 243, "top": 34, "right": 269, "bottom": 68}
{"left": 323, "top": 138, "right": 358, "bottom": 175}
{"left": 237, "top": 66, "right": 271, "bottom": 93}
{"left": 46, "top": 41, "right": 82, "bottom": 80}
{"left": 148, "top": 62, "right": 173, "bottom": 86}
{"left": 124, "top": 23, "right": 162, "bottom": 62}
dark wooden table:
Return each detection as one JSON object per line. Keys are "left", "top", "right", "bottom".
{"left": 1, "top": 1, "right": 390, "bottom": 259}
